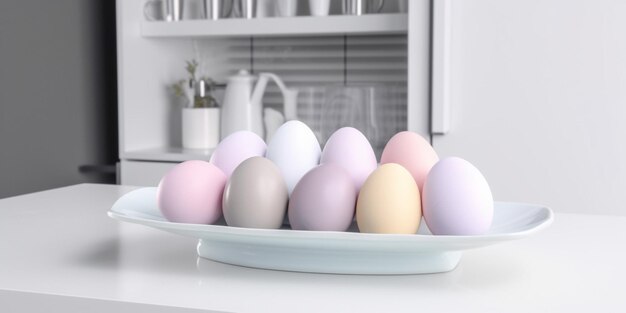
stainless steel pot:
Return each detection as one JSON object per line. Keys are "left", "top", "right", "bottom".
{"left": 342, "top": 0, "right": 384, "bottom": 15}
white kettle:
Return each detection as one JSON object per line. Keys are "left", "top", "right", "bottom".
{"left": 220, "top": 70, "right": 298, "bottom": 140}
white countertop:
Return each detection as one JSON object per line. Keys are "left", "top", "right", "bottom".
{"left": 1, "top": 184, "right": 625, "bottom": 312}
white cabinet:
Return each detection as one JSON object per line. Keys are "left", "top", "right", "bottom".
{"left": 117, "top": 0, "right": 626, "bottom": 215}
{"left": 432, "top": 0, "right": 626, "bottom": 215}
{"left": 117, "top": 0, "right": 432, "bottom": 186}
{"left": 120, "top": 160, "right": 177, "bottom": 186}
{"left": 117, "top": 0, "right": 625, "bottom": 216}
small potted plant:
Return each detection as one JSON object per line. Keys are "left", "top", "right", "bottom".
{"left": 172, "top": 60, "right": 220, "bottom": 150}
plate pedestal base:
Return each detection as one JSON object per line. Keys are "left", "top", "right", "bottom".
{"left": 197, "top": 239, "right": 463, "bottom": 275}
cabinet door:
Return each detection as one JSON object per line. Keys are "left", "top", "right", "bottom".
{"left": 432, "top": 0, "right": 626, "bottom": 215}
{"left": 120, "top": 161, "right": 177, "bottom": 186}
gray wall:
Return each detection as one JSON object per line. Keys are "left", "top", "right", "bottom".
{"left": 0, "top": 0, "right": 117, "bottom": 198}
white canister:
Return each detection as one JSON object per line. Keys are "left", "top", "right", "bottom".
{"left": 182, "top": 107, "right": 220, "bottom": 149}
{"left": 308, "top": 0, "right": 330, "bottom": 16}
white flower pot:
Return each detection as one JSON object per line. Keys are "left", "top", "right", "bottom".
{"left": 182, "top": 107, "right": 220, "bottom": 149}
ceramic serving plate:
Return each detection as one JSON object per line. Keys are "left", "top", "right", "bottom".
{"left": 108, "top": 188, "right": 553, "bottom": 275}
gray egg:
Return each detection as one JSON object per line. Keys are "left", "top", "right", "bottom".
{"left": 223, "top": 156, "right": 289, "bottom": 229}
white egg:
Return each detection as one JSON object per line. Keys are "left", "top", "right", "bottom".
{"left": 266, "top": 121, "right": 321, "bottom": 195}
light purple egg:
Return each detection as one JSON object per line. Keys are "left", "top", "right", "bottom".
{"left": 422, "top": 157, "right": 494, "bottom": 235}
{"left": 288, "top": 164, "right": 357, "bottom": 231}
{"left": 157, "top": 160, "right": 227, "bottom": 224}
{"left": 320, "top": 127, "right": 378, "bottom": 191}
{"left": 210, "top": 131, "right": 267, "bottom": 178}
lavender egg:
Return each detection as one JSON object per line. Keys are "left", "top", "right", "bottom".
{"left": 422, "top": 157, "right": 494, "bottom": 235}
{"left": 210, "top": 131, "right": 267, "bottom": 179}
{"left": 288, "top": 164, "right": 357, "bottom": 231}
{"left": 320, "top": 127, "right": 377, "bottom": 191}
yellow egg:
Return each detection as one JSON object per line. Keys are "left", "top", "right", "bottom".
{"left": 356, "top": 163, "right": 421, "bottom": 234}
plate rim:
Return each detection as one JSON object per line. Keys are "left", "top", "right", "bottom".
{"left": 107, "top": 201, "right": 554, "bottom": 244}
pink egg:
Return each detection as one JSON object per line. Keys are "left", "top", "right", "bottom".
{"left": 210, "top": 131, "right": 267, "bottom": 178}
{"left": 157, "top": 160, "right": 226, "bottom": 224}
{"left": 320, "top": 127, "right": 377, "bottom": 191}
{"left": 288, "top": 164, "right": 357, "bottom": 231}
{"left": 422, "top": 157, "right": 494, "bottom": 235}
{"left": 380, "top": 131, "right": 439, "bottom": 193}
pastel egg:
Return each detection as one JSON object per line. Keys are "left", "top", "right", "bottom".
{"left": 320, "top": 127, "right": 377, "bottom": 191}
{"left": 380, "top": 131, "right": 439, "bottom": 192}
{"left": 422, "top": 157, "right": 494, "bottom": 235}
{"left": 288, "top": 164, "right": 357, "bottom": 231}
{"left": 356, "top": 163, "right": 421, "bottom": 234}
{"left": 210, "top": 130, "right": 267, "bottom": 178}
{"left": 266, "top": 121, "right": 321, "bottom": 195}
{"left": 222, "top": 157, "right": 288, "bottom": 229}
{"left": 157, "top": 160, "right": 226, "bottom": 224}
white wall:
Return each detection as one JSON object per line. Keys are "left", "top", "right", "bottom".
{"left": 433, "top": 0, "right": 626, "bottom": 215}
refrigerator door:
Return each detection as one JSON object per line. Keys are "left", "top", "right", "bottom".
{"left": 431, "top": 0, "right": 626, "bottom": 215}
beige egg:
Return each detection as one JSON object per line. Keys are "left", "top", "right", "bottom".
{"left": 356, "top": 163, "right": 421, "bottom": 234}
{"left": 223, "top": 157, "right": 289, "bottom": 229}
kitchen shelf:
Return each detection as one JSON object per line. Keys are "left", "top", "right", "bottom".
{"left": 123, "top": 147, "right": 214, "bottom": 162}
{"left": 141, "top": 13, "right": 408, "bottom": 38}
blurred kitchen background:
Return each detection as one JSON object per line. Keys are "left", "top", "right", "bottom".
{"left": 1, "top": 0, "right": 625, "bottom": 216}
